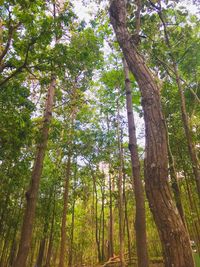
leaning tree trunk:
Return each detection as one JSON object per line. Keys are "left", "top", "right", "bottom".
{"left": 109, "top": 1, "right": 194, "bottom": 266}
{"left": 123, "top": 58, "right": 149, "bottom": 267}
{"left": 14, "top": 75, "right": 56, "bottom": 267}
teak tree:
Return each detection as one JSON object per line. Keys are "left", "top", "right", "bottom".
{"left": 109, "top": 0, "right": 194, "bottom": 266}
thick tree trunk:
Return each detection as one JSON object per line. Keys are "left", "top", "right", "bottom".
{"left": 123, "top": 58, "right": 149, "bottom": 267}
{"left": 109, "top": 1, "right": 194, "bottom": 266}
{"left": 14, "top": 76, "right": 56, "bottom": 267}
{"left": 167, "top": 135, "right": 185, "bottom": 224}
{"left": 58, "top": 154, "right": 71, "bottom": 267}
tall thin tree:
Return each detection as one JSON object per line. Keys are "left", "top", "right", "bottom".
{"left": 123, "top": 58, "right": 149, "bottom": 267}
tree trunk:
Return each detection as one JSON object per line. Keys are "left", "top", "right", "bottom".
{"left": 167, "top": 134, "right": 185, "bottom": 224}
{"left": 68, "top": 199, "right": 75, "bottom": 267}
{"left": 116, "top": 99, "right": 125, "bottom": 267}
{"left": 156, "top": 8, "right": 200, "bottom": 198}
{"left": 122, "top": 166, "right": 131, "bottom": 264}
{"left": 106, "top": 117, "right": 114, "bottom": 259}
{"left": 58, "top": 154, "right": 71, "bottom": 267}
{"left": 173, "top": 63, "right": 200, "bottom": 197}
{"left": 101, "top": 174, "right": 105, "bottom": 262}
{"left": 14, "top": 76, "right": 56, "bottom": 267}
{"left": 45, "top": 210, "right": 55, "bottom": 267}
{"left": 92, "top": 172, "right": 101, "bottom": 262}
{"left": 35, "top": 238, "right": 46, "bottom": 267}
{"left": 123, "top": 58, "right": 149, "bottom": 267}
{"left": 109, "top": 1, "right": 194, "bottom": 266}
{"left": 108, "top": 169, "right": 114, "bottom": 259}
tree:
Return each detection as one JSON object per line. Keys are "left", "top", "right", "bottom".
{"left": 123, "top": 58, "right": 149, "bottom": 267}
{"left": 109, "top": 0, "right": 194, "bottom": 266}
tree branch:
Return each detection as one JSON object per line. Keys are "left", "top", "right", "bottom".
{"left": 0, "top": 22, "right": 21, "bottom": 64}
{"left": 0, "top": 42, "right": 31, "bottom": 87}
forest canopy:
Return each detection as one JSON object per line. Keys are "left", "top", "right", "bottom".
{"left": 0, "top": 0, "right": 200, "bottom": 267}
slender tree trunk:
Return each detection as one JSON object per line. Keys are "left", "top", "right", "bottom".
{"left": 101, "top": 175, "right": 105, "bottom": 262}
{"left": 35, "top": 238, "right": 46, "bottom": 267}
{"left": 0, "top": 227, "right": 10, "bottom": 267}
{"left": 92, "top": 172, "right": 101, "bottom": 262}
{"left": 9, "top": 240, "right": 17, "bottom": 267}
{"left": 116, "top": 99, "right": 125, "bottom": 267}
{"left": 68, "top": 199, "right": 75, "bottom": 267}
{"left": 108, "top": 169, "right": 114, "bottom": 259}
{"left": 109, "top": 1, "right": 194, "bottom": 266}
{"left": 106, "top": 117, "right": 114, "bottom": 259}
{"left": 123, "top": 58, "right": 149, "bottom": 267}
{"left": 45, "top": 200, "right": 55, "bottom": 267}
{"left": 58, "top": 154, "right": 71, "bottom": 267}
{"left": 173, "top": 63, "right": 200, "bottom": 197}
{"left": 183, "top": 170, "right": 200, "bottom": 254}
{"left": 157, "top": 7, "right": 200, "bottom": 198}
{"left": 123, "top": 169, "right": 131, "bottom": 264}
{"left": 14, "top": 75, "right": 56, "bottom": 267}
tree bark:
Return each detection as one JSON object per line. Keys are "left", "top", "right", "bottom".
{"left": 122, "top": 161, "right": 131, "bottom": 264}
{"left": 123, "top": 58, "right": 149, "bottom": 267}
{"left": 58, "top": 154, "right": 71, "bottom": 267}
{"left": 68, "top": 199, "right": 75, "bottom": 267}
{"left": 35, "top": 238, "right": 46, "bottom": 267}
{"left": 101, "top": 174, "right": 105, "bottom": 262}
{"left": 109, "top": 1, "right": 194, "bottom": 266}
{"left": 108, "top": 169, "right": 114, "bottom": 259}
{"left": 116, "top": 99, "right": 125, "bottom": 267}
{"left": 45, "top": 192, "right": 56, "bottom": 267}
{"left": 106, "top": 117, "right": 114, "bottom": 259}
{"left": 14, "top": 76, "right": 56, "bottom": 267}
{"left": 92, "top": 171, "right": 101, "bottom": 262}
{"left": 167, "top": 133, "right": 185, "bottom": 224}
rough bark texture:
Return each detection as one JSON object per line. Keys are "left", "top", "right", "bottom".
{"left": 123, "top": 58, "right": 149, "bottom": 267}
{"left": 167, "top": 134, "right": 185, "bottom": 224}
{"left": 14, "top": 76, "right": 56, "bottom": 267}
{"left": 109, "top": 1, "right": 194, "bottom": 266}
